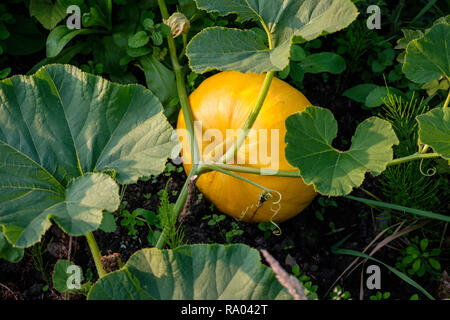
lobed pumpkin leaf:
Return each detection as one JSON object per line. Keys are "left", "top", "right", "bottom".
{"left": 403, "top": 23, "right": 450, "bottom": 83}
{"left": 88, "top": 244, "right": 292, "bottom": 300}
{"left": 186, "top": 27, "right": 289, "bottom": 73}
{"left": 285, "top": 106, "right": 399, "bottom": 196}
{"left": 187, "top": 0, "right": 358, "bottom": 73}
{"left": 417, "top": 107, "right": 450, "bottom": 160}
{"left": 0, "top": 64, "right": 176, "bottom": 248}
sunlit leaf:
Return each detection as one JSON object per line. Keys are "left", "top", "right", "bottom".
{"left": 0, "top": 64, "right": 175, "bottom": 248}
{"left": 187, "top": 0, "right": 358, "bottom": 73}
{"left": 403, "top": 23, "right": 450, "bottom": 83}
{"left": 417, "top": 107, "right": 450, "bottom": 160}
{"left": 88, "top": 244, "right": 292, "bottom": 300}
{"left": 285, "top": 106, "right": 399, "bottom": 196}
{"left": 365, "top": 86, "right": 404, "bottom": 108}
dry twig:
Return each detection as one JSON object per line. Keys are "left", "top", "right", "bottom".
{"left": 261, "top": 249, "right": 308, "bottom": 300}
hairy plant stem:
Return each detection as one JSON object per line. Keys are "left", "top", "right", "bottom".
{"left": 201, "top": 152, "right": 441, "bottom": 177}
{"left": 201, "top": 162, "right": 302, "bottom": 177}
{"left": 85, "top": 232, "right": 107, "bottom": 278}
{"left": 157, "top": 0, "right": 200, "bottom": 165}
{"left": 200, "top": 163, "right": 273, "bottom": 193}
{"left": 155, "top": 0, "right": 200, "bottom": 249}
{"left": 386, "top": 152, "right": 440, "bottom": 166}
{"left": 217, "top": 7, "right": 275, "bottom": 164}
{"left": 443, "top": 88, "right": 450, "bottom": 109}
{"left": 219, "top": 71, "right": 275, "bottom": 164}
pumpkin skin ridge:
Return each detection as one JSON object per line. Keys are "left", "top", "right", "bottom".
{"left": 177, "top": 71, "right": 317, "bottom": 223}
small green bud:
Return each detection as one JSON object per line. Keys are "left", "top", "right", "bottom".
{"left": 164, "top": 12, "right": 190, "bottom": 38}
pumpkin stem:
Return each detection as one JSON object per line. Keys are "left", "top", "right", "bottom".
{"left": 219, "top": 71, "right": 276, "bottom": 164}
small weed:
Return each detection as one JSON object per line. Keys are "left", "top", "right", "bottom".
{"left": 143, "top": 193, "right": 152, "bottom": 200}
{"left": 370, "top": 291, "right": 391, "bottom": 300}
{"left": 164, "top": 163, "right": 184, "bottom": 176}
{"left": 120, "top": 209, "right": 145, "bottom": 238}
{"left": 26, "top": 237, "right": 54, "bottom": 285}
{"left": 223, "top": 222, "right": 244, "bottom": 244}
{"left": 396, "top": 237, "right": 441, "bottom": 278}
{"left": 258, "top": 222, "right": 277, "bottom": 239}
{"left": 204, "top": 214, "right": 226, "bottom": 226}
{"left": 158, "top": 182, "right": 185, "bottom": 249}
{"left": 291, "top": 264, "right": 318, "bottom": 300}
{"left": 315, "top": 196, "right": 338, "bottom": 222}
{"left": 330, "top": 285, "right": 351, "bottom": 300}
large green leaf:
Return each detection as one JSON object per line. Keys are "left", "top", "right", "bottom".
{"left": 0, "top": 64, "right": 175, "bottom": 248}
{"left": 88, "top": 244, "right": 292, "bottom": 300}
{"left": 30, "top": 0, "right": 66, "bottom": 30}
{"left": 285, "top": 106, "right": 399, "bottom": 196}
{"left": 187, "top": 27, "right": 289, "bottom": 73}
{"left": 187, "top": 0, "right": 358, "bottom": 73}
{"left": 403, "top": 23, "right": 450, "bottom": 83}
{"left": 417, "top": 107, "right": 450, "bottom": 160}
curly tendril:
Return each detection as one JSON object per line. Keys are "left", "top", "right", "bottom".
{"left": 419, "top": 158, "right": 437, "bottom": 177}
{"left": 238, "top": 189, "right": 283, "bottom": 236}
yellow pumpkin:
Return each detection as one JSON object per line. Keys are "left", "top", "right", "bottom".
{"left": 177, "top": 71, "right": 317, "bottom": 222}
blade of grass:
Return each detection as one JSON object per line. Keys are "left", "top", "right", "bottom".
{"left": 346, "top": 220, "right": 428, "bottom": 279}
{"left": 346, "top": 195, "right": 450, "bottom": 223}
{"left": 325, "top": 223, "right": 401, "bottom": 297}
{"left": 332, "top": 247, "right": 435, "bottom": 300}
{"left": 410, "top": 0, "right": 439, "bottom": 25}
